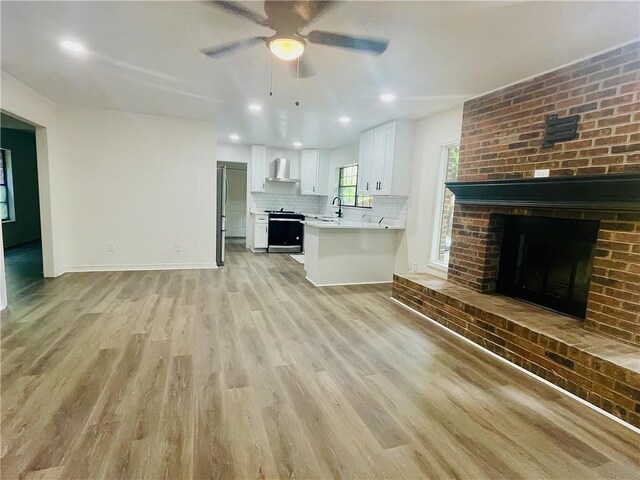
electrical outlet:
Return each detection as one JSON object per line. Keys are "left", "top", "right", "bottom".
{"left": 175, "top": 242, "right": 182, "bottom": 253}
{"left": 107, "top": 242, "right": 115, "bottom": 253}
{"left": 534, "top": 169, "right": 550, "bottom": 178}
{"left": 408, "top": 261, "right": 417, "bottom": 273}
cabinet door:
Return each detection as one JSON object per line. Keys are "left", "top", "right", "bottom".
{"left": 370, "top": 126, "right": 386, "bottom": 195}
{"left": 254, "top": 223, "right": 268, "bottom": 248}
{"left": 300, "top": 149, "right": 319, "bottom": 195}
{"left": 357, "top": 130, "right": 374, "bottom": 194}
{"left": 316, "top": 150, "right": 330, "bottom": 195}
{"left": 250, "top": 145, "right": 266, "bottom": 192}
{"left": 378, "top": 122, "right": 396, "bottom": 195}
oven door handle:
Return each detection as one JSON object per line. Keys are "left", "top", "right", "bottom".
{"left": 269, "top": 218, "right": 303, "bottom": 222}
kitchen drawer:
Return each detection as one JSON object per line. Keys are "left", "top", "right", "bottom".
{"left": 254, "top": 214, "right": 268, "bottom": 224}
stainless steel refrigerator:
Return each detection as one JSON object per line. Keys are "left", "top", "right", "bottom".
{"left": 216, "top": 166, "right": 227, "bottom": 266}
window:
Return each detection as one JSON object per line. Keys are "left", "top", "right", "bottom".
{"left": 338, "top": 164, "right": 372, "bottom": 208}
{"left": 0, "top": 149, "right": 14, "bottom": 222}
{"left": 433, "top": 143, "right": 459, "bottom": 266}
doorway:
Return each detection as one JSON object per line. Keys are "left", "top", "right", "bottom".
{"left": 1, "top": 113, "right": 43, "bottom": 299}
{"left": 218, "top": 161, "right": 247, "bottom": 238}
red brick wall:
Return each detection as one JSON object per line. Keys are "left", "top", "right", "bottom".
{"left": 458, "top": 42, "right": 640, "bottom": 181}
{"left": 449, "top": 42, "right": 640, "bottom": 344}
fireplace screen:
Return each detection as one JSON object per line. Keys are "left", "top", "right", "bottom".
{"left": 496, "top": 216, "right": 599, "bottom": 319}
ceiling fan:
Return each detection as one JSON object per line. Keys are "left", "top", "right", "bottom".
{"left": 200, "top": 1, "right": 390, "bottom": 77}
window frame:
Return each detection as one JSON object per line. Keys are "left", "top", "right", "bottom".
{"left": 430, "top": 140, "right": 460, "bottom": 269}
{"left": 0, "top": 149, "right": 16, "bottom": 223}
{"left": 338, "top": 163, "right": 372, "bottom": 209}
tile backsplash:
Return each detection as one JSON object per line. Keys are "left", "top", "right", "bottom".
{"left": 251, "top": 192, "right": 408, "bottom": 226}
{"left": 251, "top": 192, "right": 327, "bottom": 214}
{"left": 323, "top": 196, "right": 408, "bottom": 226}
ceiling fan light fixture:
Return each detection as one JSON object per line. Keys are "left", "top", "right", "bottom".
{"left": 269, "top": 37, "right": 305, "bottom": 61}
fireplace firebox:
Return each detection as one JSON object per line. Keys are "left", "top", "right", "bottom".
{"left": 496, "top": 216, "right": 599, "bottom": 319}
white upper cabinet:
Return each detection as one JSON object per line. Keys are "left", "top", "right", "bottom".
{"left": 357, "top": 120, "right": 414, "bottom": 196}
{"left": 300, "top": 149, "right": 329, "bottom": 195}
{"left": 379, "top": 121, "right": 398, "bottom": 195}
{"left": 357, "top": 129, "right": 374, "bottom": 195}
{"left": 250, "top": 145, "right": 266, "bottom": 192}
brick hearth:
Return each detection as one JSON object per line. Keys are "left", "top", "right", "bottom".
{"left": 449, "top": 206, "right": 640, "bottom": 343}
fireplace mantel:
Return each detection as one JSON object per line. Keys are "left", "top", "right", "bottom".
{"left": 446, "top": 173, "right": 640, "bottom": 211}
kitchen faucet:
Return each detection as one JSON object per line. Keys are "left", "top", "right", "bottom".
{"left": 332, "top": 196, "right": 343, "bottom": 218}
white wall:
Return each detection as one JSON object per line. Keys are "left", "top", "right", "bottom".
{"left": 401, "top": 105, "right": 463, "bottom": 277}
{"left": 2, "top": 72, "right": 219, "bottom": 278}
{"left": 56, "top": 106, "right": 217, "bottom": 271}
{"left": 217, "top": 143, "right": 250, "bottom": 163}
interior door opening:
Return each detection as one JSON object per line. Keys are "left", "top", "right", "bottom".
{"left": 1, "top": 112, "right": 44, "bottom": 302}
{"left": 218, "top": 162, "right": 247, "bottom": 238}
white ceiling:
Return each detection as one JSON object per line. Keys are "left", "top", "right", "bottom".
{"left": 1, "top": 1, "right": 639, "bottom": 149}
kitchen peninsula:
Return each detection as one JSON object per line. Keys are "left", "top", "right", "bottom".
{"left": 303, "top": 219, "right": 404, "bottom": 286}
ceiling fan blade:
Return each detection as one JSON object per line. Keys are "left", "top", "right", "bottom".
{"left": 307, "top": 30, "right": 389, "bottom": 55}
{"left": 288, "top": 56, "right": 316, "bottom": 78}
{"left": 204, "top": 1, "right": 270, "bottom": 27}
{"left": 200, "top": 37, "right": 266, "bottom": 58}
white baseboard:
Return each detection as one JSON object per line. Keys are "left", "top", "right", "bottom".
{"left": 64, "top": 262, "right": 218, "bottom": 273}
{"left": 389, "top": 297, "right": 640, "bottom": 434}
{"left": 306, "top": 277, "right": 392, "bottom": 287}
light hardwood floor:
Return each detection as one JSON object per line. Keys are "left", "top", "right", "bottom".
{"left": 1, "top": 240, "right": 639, "bottom": 479}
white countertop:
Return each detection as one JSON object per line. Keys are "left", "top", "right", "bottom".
{"left": 303, "top": 219, "right": 405, "bottom": 230}
{"left": 250, "top": 210, "right": 318, "bottom": 216}
{"left": 249, "top": 211, "right": 404, "bottom": 230}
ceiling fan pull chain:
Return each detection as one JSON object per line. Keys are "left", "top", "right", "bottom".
{"left": 295, "top": 57, "right": 300, "bottom": 107}
{"left": 269, "top": 56, "right": 273, "bottom": 97}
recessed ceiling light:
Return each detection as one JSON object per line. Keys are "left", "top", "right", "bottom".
{"left": 229, "top": 133, "right": 240, "bottom": 141}
{"left": 380, "top": 93, "right": 396, "bottom": 102}
{"left": 248, "top": 104, "right": 262, "bottom": 112}
{"left": 60, "top": 40, "right": 87, "bottom": 54}
{"left": 293, "top": 141, "right": 302, "bottom": 147}
{"left": 339, "top": 116, "right": 351, "bottom": 124}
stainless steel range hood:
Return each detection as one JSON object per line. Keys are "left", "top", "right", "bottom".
{"left": 266, "top": 157, "right": 300, "bottom": 183}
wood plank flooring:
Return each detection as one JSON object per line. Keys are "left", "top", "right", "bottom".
{"left": 1, "top": 239, "right": 639, "bottom": 479}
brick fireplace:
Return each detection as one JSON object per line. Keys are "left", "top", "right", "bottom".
{"left": 393, "top": 41, "right": 640, "bottom": 427}
{"left": 448, "top": 204, "right": 639, "bottom": 343}
{"left": 448, "top": 40, "right": 640, "bottom": 345}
